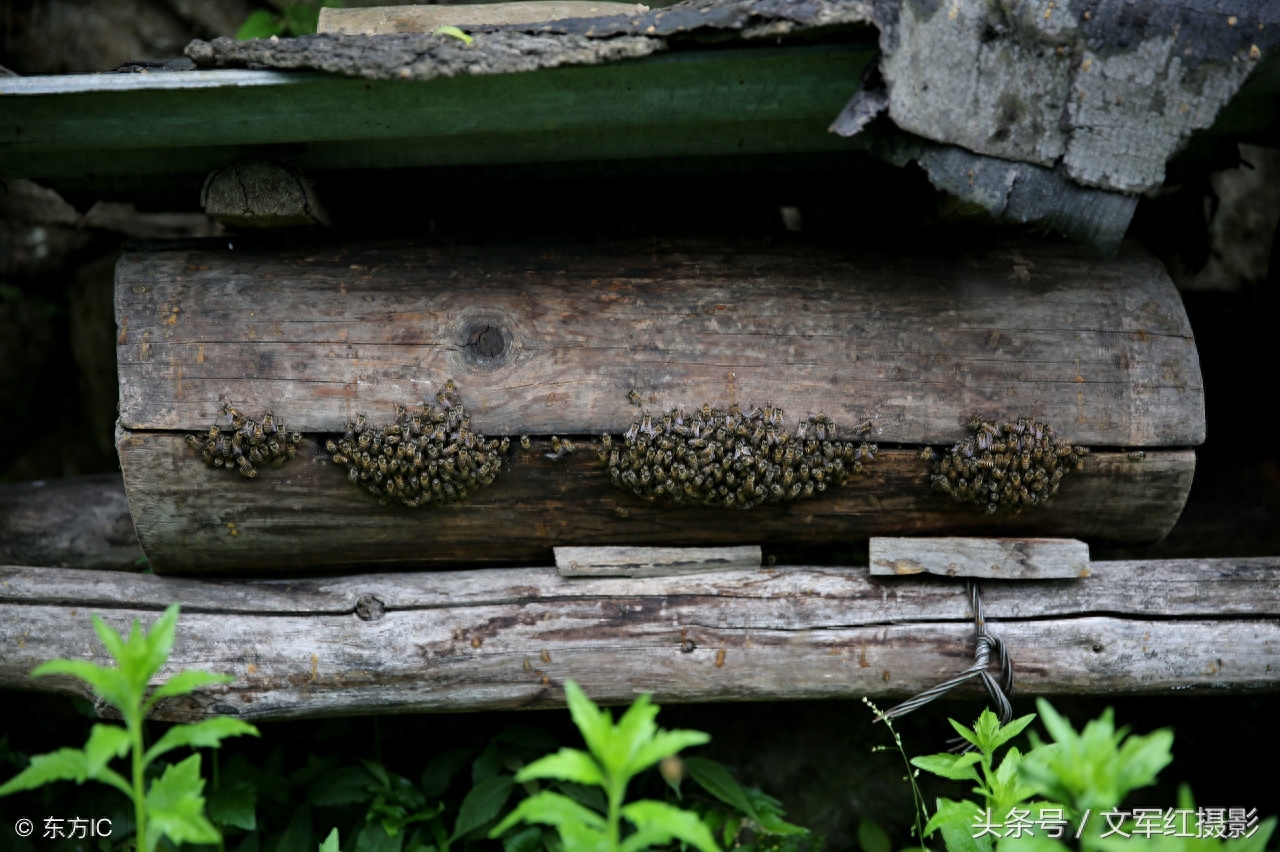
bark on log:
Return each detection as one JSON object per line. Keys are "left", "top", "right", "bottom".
{"left": 1, "top": 559, "right": 1275, "bottom": 721}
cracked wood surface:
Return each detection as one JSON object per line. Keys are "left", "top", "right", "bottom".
{"left": 115, "top": 240, "right": 1204, "bottom": 446}
{"left": 1, "top": 559, "right": 1276, "bottom": 720}
{"left": 117, "top": 435, "right": 1195, "bottom": 574}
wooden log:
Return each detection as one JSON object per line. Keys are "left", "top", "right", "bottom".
{"left": 869, "top": 537, "right": 1089, "bottom": 579}
{"left": 555, "top": 545, "right": 761, "bottom": 577}
{"left": 117, "top": 434, "right": 1194, "bottom": 573}
{"left": 114, "top": 240, "right": 1202, "bottom": 572}
{"left": 1, "top": 559, "right": 1275, "bottom": 721}
{"left": 115, "top": 240, "right": 1203, "bottom": 446}
{"left": 0, "top": 475, "right": 145, "bottom": 572}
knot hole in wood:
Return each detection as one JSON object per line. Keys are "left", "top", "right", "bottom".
{"left": 356, "top": 594, "right": 386, "bottom": 621}
{"left": 456, "top": 317, "right": 514, "bottom": 370}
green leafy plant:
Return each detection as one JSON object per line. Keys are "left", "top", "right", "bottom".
{"left": 490, "top": 680, "right": 721, "bottom": 852}
{"left": 237, "top": 1, "right": 343, "bottom": 39}
{"left": 906, "top": 699, "right": 1276, "bottom": 852}
{"left": 0, "top": 604, "right": 258, "bottom": 852}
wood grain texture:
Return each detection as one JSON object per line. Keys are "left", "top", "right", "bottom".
{"left": 869, "top": 537, "right": 1089, "bottom": 579}
{"left": 116, "top": 433, "right": 1195, "bottom": 574}
{"left": 114, "top": 240, "right": 1205, "bottom": 447}
{"left": 2, "top": 559, "right": 1275, "bottom": 721}
{"left": 555, "top": 545, "right": 762, "bottom": 577}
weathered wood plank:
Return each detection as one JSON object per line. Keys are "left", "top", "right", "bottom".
{"left": 114, "top": 241, "right": 1204, "bottom": 447}
{"left": 0, "top": 475, "right": 144, "bottom": 572}
{"left": 1, "top": 561, "right": 1275, "bottom": 721}
{"left": 116, "top": 433, "right": 1195, "bottom": 573}
{"left": 869, "top": 537, "right": 1089, "bottom": 579}
{"left": 555, "top": 545, "right": 761, "bottom": 577}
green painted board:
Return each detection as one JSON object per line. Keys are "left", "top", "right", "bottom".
{"left": 0, "top": 45, "right": 872, "bottom": 182}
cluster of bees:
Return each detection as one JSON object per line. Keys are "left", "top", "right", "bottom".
{"left": 186, "top": 403, "right": 303, "bottom": 478}
{"left": 604, "top": 401, "right": 876, "bottom": 509}
{"left": 323, "top": 381, "right": 508, "bottom": 507}
{"left": 924, "top": 415, "right": 1089, "bottom": 513}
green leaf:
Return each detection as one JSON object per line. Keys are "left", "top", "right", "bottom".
{"left": 947, "top": 718, "right": 983, "bottom": 752}
{"left": 32, "top": 659, "right": 134, "bottom": 713}
{"left": 516, "top": 749, "right": 603, "bottom": 787}
{"left": 236, "top": 9, "right": 285, "bottom": 39}
{"left": 319, "top": 828, "right": 341, "bottom": 852}
{"left": 619, "top": 800, "right": 720, "bottom": 852}
{"left": 684, "top": 756, "right": 758, "bottom": 821}
{"left": 922, "top": 798, "right": 994, "bottom": 852}
{"left": 147, "top": 669, "right": 234, "bottom": 708}
{"left": 283, "top": 4, "right": 321, "bottom": 36}
{"left": 489, "top": 791, "right": 607, "bottom": 838}
{"left": 311, "top": 764, "right": 380, "bottom": 806}
{"left": 139, "top": 605, "right": 181, "bottom": 685}
{"left": 84, "top": 724, "right": 130, "bottom": 777}
{"left": 609, "top": 694, "right": 660, "bottom": 775}
{"left": 627, "top": 729, "right": 710, "bottom": 777}
{"left": 363, "top": 759, "right": 393, "bottom": 789}
{"left": 431, "top": 26, "right": 474, "bottom": 45}
{"left": 988, "top": 714, "right": 1037, "bottom": 752}
{"left": 354, "top": 821, "right": 403, "bottom": 852}
{"left": 502, "top": 826, "right": 546, "bottom": 852}
{"left": 144, "top": 753, "right": 223, "bottom": 850}
{"left": 563, "top": 682, "right": 612, "bottom": 773}
{"left": 553, "top": 781, "right": 608, "bottom": 815}
{"left": 752, "top": 811, "right": 809, "bottom": 836}
{"left": 911, "top": 752, "right": 982, "bottom": 782}
{"left": 209, "top": 779, "right": 257, "bottom": 831}
{"left": 277, "top": 806, "right": 314, "bottom": 852}
{"left": 421, "top": 749, "right": 472, "bottom": 798}
{"left": 91, "top": 614, "right": 129, "bottom": 664}
{"left": 451, "top": 774, "right": 515, "bottom": 841}
{"left": 144, "top": 717, "right": 259, "bottom": 767}
{"left": 0, "top": 748, "right": 88, "bottom": 796}
{"left": 857, "top": 819, "right": 891, "bottom": 852}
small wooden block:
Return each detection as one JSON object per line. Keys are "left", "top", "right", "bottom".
{"left": 869, "top": 537, "right": 1090, "bottom": 579}
{"left": 555, "top": 545, "right": 761, "bottom": 577}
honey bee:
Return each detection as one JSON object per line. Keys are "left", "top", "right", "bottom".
{"left": 627, "top": 389, "right": 643, "bottom": 407}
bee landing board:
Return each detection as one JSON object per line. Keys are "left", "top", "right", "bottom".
{"left": 114, "top": 240, "right": 1203, "bottom": 575}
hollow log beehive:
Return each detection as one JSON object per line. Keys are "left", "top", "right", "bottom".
{"left": 114, "top": 239, "right": 1204, "bottom": 574}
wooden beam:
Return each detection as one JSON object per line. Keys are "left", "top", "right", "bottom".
{"left": 117, "top": 435, "right": 1195, "bottom": 573}
{"left": 0, "top": 45, "right": 871, "bottom": 185}
{"left": 1, "top": 559, "right": 1275, "bottom": 721}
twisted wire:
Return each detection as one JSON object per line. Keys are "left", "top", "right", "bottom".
{"left": 879, "top": 581, "right": 1014, "bottom": 739}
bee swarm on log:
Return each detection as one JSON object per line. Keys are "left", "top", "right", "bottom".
{"left": 185, "top": 403, "right": 302, "bottom": 479}
{"left": 603, "top": 402, "right": 875, "bottom": 509}
{"left": 924, "top": 415, "right": 1089, "bottom": 514}
{"left": 324, "top": 382, "right": 508, "bottom": 507}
